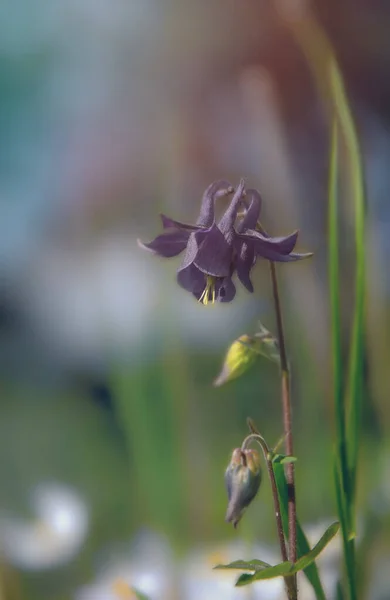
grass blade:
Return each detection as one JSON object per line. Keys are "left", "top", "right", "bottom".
{"left": 328, "top": 117, "right": 356, "bottom": 597}
{"left": 328, "top": 59, "right": 366, "bottom": 525}
{"left": 281, "top": 13, "right": 366, "bottom": 597}
{"left": 328, "top": 117, "right": 351, "bottom": 509}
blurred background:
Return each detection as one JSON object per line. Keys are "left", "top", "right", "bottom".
{"left": 1, "top": 0, "right": 390, "bottom": 598}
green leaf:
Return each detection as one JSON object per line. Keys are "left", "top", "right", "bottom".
{"left": 280, "top": 456, "right": 297, "bottom": 464}
{"left": 235, "top": 523, "right": 340, "bottom": 586}
{"left": 235, "top": 573, "right": 258, "bottom": 586}
{"left": 328, "top": 117, "right": 357, "bottom": 593}
{"left": 336, "top": 580, "right": 346, "bottom": 600}
{"left": 214, "top": 558, "right": 271, "bottom": 571}
{"left": 235, "top": 561, "right": 294, "bottom": 586}
{"left": 329, "top": 55, "right": 366, "bottom": 529}
{"left": 273, "top": 463, "right": 327, "bottom": 600}
{"left": 252, "top": 323, "right": 281, "bottom": 364}
{"left": 293, "top": 522, "right": 340, "bottom": 572}
{"left": 272, "top": 454, "right": 297, "bottom": 465}
{"left": 328, "top": 116, "right": 351, "bottom": 504}
{"left": 328, "top": 54, "right": 364, "bottom": 600}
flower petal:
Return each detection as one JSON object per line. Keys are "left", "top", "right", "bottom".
{"left": 178, "top": 229, "right": 208, "bottom": 272}
{"left": 234, "top": 189, "right": 261, "bottom": 293}
{"left": 160, "top": 214, "right": 199, "bottom": 231}
{"left": 197, "top": 180, "right": 234, "bottom": 227}
{"left": 217, "top": 276, "right": 236, "bottom": 303}
{"left": 252, "top": 246, "right": 313, "bottom": 262}
{"left": 237, "top": 188, "right": 262, "bottom": 233}
{"left": 218, "top": 179, "right": 246, "bottom": 235}
{"left": 235, "top": 242, "right": 255, "bottom": 292}
{"left": 238, "top": 229, "right": 299, "bottom": 255}
{"left": 137, "top": 229, "right": 190, "bottom": 257}
{"left": 286, "top": 251, "right": 313, "bottom": 260}
{"left": 193, "top": 224, "right": 232, "bottom": 277}
{"left": 177, "top": 263, "right": 205, "bottom": 294}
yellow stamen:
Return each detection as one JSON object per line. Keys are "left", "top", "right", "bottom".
{"left": 199, "top": 276, "right": 217, "bottom": 305}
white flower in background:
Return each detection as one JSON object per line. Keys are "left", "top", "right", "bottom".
{"left": 76, "top": 524, "right": 341, "bottom": 600}
{"left": 180, "top": 540, "right": 284, "bottom": 600}
{"left": 75, "top": 529, "right": 174, "bottom": 600}
{"left": 0, "top": 482, "right": 89, "bottom": 570}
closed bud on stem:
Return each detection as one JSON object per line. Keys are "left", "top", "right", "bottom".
{"left": 213, "top": 335, "right": 258, "bottom": 387}
{"left": 224, "top": 448, "right": 262, "bottom": 528}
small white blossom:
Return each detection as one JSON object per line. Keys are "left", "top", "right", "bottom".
{"left": 76, "top": 530, "right": 174, "bottom": 600}
{"left": 0, "top": 482, "right": 89, "bottom": 570}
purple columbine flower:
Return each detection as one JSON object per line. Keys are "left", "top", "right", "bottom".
{"left": 138, "top": 179, "right": 234, "bottom": 258}
{"left": 139, "top": 179, "right": 312, "bottom": 304}
{"left": 234, "top": 189, "right": 312, "bottom": 293}
{"left": 177, "top": 180, "right": 247, "bottom": 303}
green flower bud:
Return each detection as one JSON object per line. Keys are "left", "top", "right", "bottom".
{"left": 224, "top": 448, "right": 262, "bottom": 528}
{"left": 213, "top": 335, "right": 258, "bottom": 387}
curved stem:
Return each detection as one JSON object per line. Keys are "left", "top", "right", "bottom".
{"left": 242, "top": 432, "right": 296, "bottom": 599}
{"left": 269, "top": 262, "right": 298, "bottom": 594}
{"left": 241, "top": 434, "right": 288, "bottom": 563}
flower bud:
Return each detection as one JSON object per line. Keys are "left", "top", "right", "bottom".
{"left": 224, "top": 448, "right": 262, "bottom": 528}
{"left": 213, "top": 335, "right": 258, "bottom": 387}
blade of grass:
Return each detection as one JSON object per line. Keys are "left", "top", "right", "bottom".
{"left": 328, "top": 118, "right": 356, "bottom": 596}
{"left": 328, "top": 118, "right": 357, "bottom": 597}
{"left": 333, "top": 462, "right": 357, "bottom": 600}
{"left": 110, "top": 367, "right": 158, "bottom": 522}
{"left": 328, "top": 116, "right": 352, "bottom": 517}
{"left": 110, "top": 364, "right": 178, "bottom": 532}
{"left": 276, "top": 10, "right": 366, "bottom": 597}
{"left": 328, "top": 59, "right": 366, "bottom": 528}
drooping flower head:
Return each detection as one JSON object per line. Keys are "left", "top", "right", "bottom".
{"left": 138, "top": 179, "right": 312, "bottom": 304}
{"left": 177, "top": 179, "right": 247, "bottom": 304}
{"left": 225, "top": 448, "right": 262, "bottom": 528}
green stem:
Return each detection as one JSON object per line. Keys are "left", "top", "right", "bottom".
{"left": 242, "top": 432, "right": 288, "bottom": 563}
{"left": 269, "top": 261, "right": 298, "bottom": 596}
{"left": 243, "top": 429, "right": 295, "bottom": 600}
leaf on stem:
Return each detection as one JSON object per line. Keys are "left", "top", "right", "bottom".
{"left": 234, "top": 522, "right": 340, "bottom": 586}
{"left": 253, "top": 323, "right": 281, "bottom": 364}
{"left": 235, "top": 561, "right": 294, "bottom": 585}
{"left": 272, "top": 454, "right": 298, "bottom": 465}
{"left": 214, "top": 558, "right": 271, "bottom": 571}
{"left": 293, "top": 522, "right": 340, "bottom": 571}
{"left": 273, "top": 463, "right": 328, "bottom": 600}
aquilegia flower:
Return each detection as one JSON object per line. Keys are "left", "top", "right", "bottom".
{"left": 138, "top": 179, "right": 311, "bottom": 304}
{"left": 225, "top": 448, "right": 262, "bottom": 528}
{"left": 235, "top": 188, "right": 312, "bottom": 293}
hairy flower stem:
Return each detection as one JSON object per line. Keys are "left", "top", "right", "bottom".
{"left": 269, "top": 261, "right": 298, "bottom": 595}
{"left": 242, "top": 430, "right": 295, "bottom": 600}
